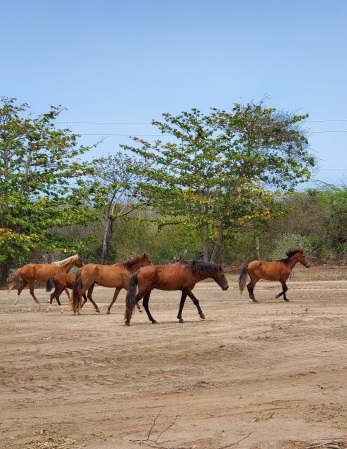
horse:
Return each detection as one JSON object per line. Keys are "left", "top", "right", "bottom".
{"left": 8, "top": 253, "right": 84, "bottom": 304}
{"left": 238, "top": 249, "right": 310, "bottom": 303}
{"left": 124, "top": 260, "right": 229, "bottom": 326}
{"left": 46, "top": 273, "right": 88, "bottom": 313}
{"left": 72, "top": 253, "right": 152, "bottom": 314}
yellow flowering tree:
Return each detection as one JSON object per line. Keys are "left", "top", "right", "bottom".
{"left": 122, "top": 101, "right": 316, "bottom": 262}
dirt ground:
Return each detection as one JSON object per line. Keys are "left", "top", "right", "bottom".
{"left": 1, "top": 265, "right": 347, "bottom": 449}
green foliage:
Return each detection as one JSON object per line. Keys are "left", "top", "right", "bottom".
{"left": 122, "top": 101, "right": 315, "bottom": 261}
{"left": 267, "top": 233, "right": 313, "bottom": 260}
{"left": 85, "top": 152, "right": 147, "bottom": 262}
{"left": 0, "top": 97, "right": 104, "bottom": 277}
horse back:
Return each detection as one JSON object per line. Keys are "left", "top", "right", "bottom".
{"left": 21, "top": 263, "right": 58, "bottom": 283}
{"left": 248, "top": 260, "right": 290, "bottom": 281}
{"left": 54, "top": 273, "right": 76, "bottom": 289}
{"left": 81, "top": 263, "right": 128, "bottom": 288}
{"left": 137, "top": 264, "right": 191, "bottom": 291}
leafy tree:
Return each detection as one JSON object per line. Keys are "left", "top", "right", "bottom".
{"left": 0, "top": 97, "right": 103, "bottom": 283}
{"left": 84, "top": 152, "right": 145, "bottom": 263}
{"left": 122, "top": 101, "right": 315, "bottom": 262}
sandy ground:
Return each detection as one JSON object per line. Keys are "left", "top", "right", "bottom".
{"left": 1, "top": 265, "right": 347, "bottom": 449}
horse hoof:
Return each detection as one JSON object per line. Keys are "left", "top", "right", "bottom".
{"left": 200, "top": 314, "right": 205, "bottom": 320}
{"left": 96, "top": 309, "right": 100, "bottom": 313}
{"left": 152, "top": 320, "right": 158, "bottom": 324}
{"left": 179, "top": 318, "right": 184, "bottom": 323}
{"left": 106, "top": 310, "right": 111, "bottom": 314}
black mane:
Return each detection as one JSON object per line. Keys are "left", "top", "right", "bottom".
{"left": 278, "top": 249, "right": 302, "bottom": 263}
{"left": 179, "top": 259, "right": 222, "bottom": 274}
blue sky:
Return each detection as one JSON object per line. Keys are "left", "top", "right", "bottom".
{"left": 1, "top": 0, "right": 347, "bottom": 189}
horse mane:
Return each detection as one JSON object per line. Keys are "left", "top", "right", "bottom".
{"left": 278, "top": 249, "right": 302, "bottom": 263}
{"left": 121, "top": 253, "right": 150, "bottom": 270}
{"left": 179, "top": 260, "right": 221, "bottom": 274}
{"left": 52, "top": 253, "right": 79, "bottom": 267}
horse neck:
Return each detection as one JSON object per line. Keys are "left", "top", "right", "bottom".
{"left": 128, "top": 260, "right": 145, "bottom": 274}
{"left": 286, "top": 255, "right": 300, "bottom": 271}
{"left": 60, "top": 260, "right": 78, "bottom": 273}
{"left": 194, "top": 270, "right": 214, "bottom": 283}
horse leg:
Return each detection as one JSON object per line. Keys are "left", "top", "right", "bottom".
{"left": 177, "top": 292, "right": 188, "bottom": 323}
{"left": 14, "top": 279, "right": 28, "bottom": 304}
{"left": 46, "top": 291, "right": 55, "bottom": 313}
{"left": 142, "top": 293, "right": 157, "bottom": 324}
{"left": 64, "top": 288, "right": 71, "bottom": 301}
{"left": 55, "top": 289, "right": 64, "bottom": 313}
{"left": 106, "top": 288, "right": 121, "bottom": 314}
{"left": 247, "top": 279, "right": 259, "bottom": 303}
{"left": 28, "top": 280, "right": 40, "bottom": 304}
{"left": 187, "top": 291, "right": 205, "bottom": 320}
{"left": 136, "top": 302, "right": 142, "bottom": 312}
{"left": 86, "top": 284, "right": 100, "bottom": 313}
{"left": 87, "top": 296, "right": 100, "bottom": 313}
{"left": 276, "top": 282, "right": 289, "bottom": 301}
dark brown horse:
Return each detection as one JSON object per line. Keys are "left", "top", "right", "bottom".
{"left": 239, "top": 249, "right": 310, "bottom": 303}
{"left": 124, "top": 260, "right": 229, "bottom": 326}
{"left": 72, "top": 253, "right": 152, "bottom": 314}
{"left": 46, "top": 273, "right": 88, "bottom": 313}
{"left": 8, "top": 253, "right": 84, "bottom": 304}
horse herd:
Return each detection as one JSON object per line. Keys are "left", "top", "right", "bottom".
{"left": 7, "top": 249, "right": 310, "bottom": 326}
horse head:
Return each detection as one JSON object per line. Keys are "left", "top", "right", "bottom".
{"left": 142, "top": 253, "right": 152, "bottom": 266}
{"left": 75, "top": 252, "right": 84, "bottom": 268}
{"left": 297, "top": 250, "right": 310, "bottom": 268}
{"left": 214, "top": 265, "right": 229, "bottom": 291}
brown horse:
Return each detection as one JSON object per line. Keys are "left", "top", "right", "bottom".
{"left": 124, "top": 260, "right": 229, "bottom": 326}
{"left": 46, "top": 273, "right": 88, "bottom": 313}
{"left": 8, "top": 253, "right": 84, "bottom": 304}
{"left": 72, "top": 253, "right": 152, "bottom": 314}
{"left": 239, "top": 249, "right": 310, "bottom": 303}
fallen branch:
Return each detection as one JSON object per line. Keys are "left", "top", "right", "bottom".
{"left": 219, "top": 432, "right": 253, "bottom": 449}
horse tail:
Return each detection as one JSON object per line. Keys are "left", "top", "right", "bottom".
{"left": 239, "top": 265, "right": 249, "bottom": 295}
{"left": 46, "top": 277, "right": 54, "bottom": 292}
{"left": 8, "top": 268, "right": 22, "bottom": 292}
{"left": 72, "top": 268, "right": 83, "bottom": 313}
{"left": 125, "top": 272, "right": 139, "bottom": 322}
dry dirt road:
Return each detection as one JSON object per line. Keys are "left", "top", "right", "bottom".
{"left": 1, "top": 266, "right": 347, "bottom": 449}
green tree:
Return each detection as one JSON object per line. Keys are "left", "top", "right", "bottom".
{"left": 122, "top": 101, "right": 315, "bottom": 262}
{"left": 85, "top": 152, "right": 145, "bottom": 263}
{"left": 0, "top": 97, "right": 102, "bottom": 282}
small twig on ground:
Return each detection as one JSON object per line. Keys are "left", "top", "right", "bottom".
{"left": 219, "top": 431, "right": 253, "bottom": 449}
{"left": 130, "top": 408, "right": 181, "bottom": 449}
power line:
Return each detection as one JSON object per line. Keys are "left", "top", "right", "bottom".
{"left": 57, "top": 119, "right": 347, "bottom": 125}
{"left": 57, "top": 121, "right": 152, "bottom": 125}
{"left": 79, "top": 133, "right": 170, "bottom": 136}
{"left": 77, "top": 131, "right": 347, "bottom": 136}
{"left": 309, "top": 130, "right": 347, "bottom": 134}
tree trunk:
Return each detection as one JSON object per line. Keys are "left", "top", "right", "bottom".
{"left": 201, "top": 236, "right": 209, "bottom": 262}
{"left": 210, "top": 227, "right": 224, "bottom": 263}
{"left": 101, "top": 217, "right": 112, "bottom": 263}
{"left": 255, "top": 236, "right": 260, "bottom": 260}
